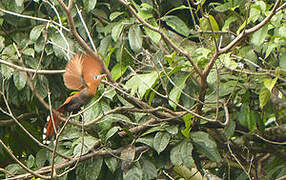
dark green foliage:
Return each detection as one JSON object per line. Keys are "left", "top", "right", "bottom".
{"left": 0, "top": 0, "right": 286, "bottom": 179}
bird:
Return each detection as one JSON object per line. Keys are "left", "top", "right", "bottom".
{"left": 43, "top": 53, "right": 106, "bottom": 141}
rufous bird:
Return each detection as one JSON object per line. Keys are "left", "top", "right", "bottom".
{"left": 44, "top": 53, "right": 106, "bottom": 140}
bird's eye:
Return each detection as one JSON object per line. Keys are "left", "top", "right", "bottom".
{"left": 92, "top": 75, "right": 100, "bottom": 80}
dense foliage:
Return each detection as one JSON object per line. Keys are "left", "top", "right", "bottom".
{"left": 0, "top": 0, "right": 286, "bottom": 179}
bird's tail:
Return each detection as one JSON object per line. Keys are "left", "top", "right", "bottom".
{"left": 43, "top": 105, "right": 65, "bottom": 143}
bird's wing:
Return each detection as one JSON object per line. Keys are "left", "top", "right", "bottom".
{"left": 64, "top": 53, "right": 104, "bottom": 90}
{"left": 64, "top": 54, "right": 85, "bottom": 90}
{"left": 82, "top": 53, "right": 103, "bottom": 84}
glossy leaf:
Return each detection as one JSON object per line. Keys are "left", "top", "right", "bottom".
{"left": 27, "top": 155, "right": 35, "bottom": 168}
{"left": 161, "top": 15, "right": 189, "bottom": 36}
{"left": 112, "top": 23, "right": 124, "bottom": 41}
{"left": 73, "top": 136, "right": 99, "bottom": 157}
{"left": 264, "top": 77, "right": 278, "bottom": 93}
{"left": 251, "top": 25, "right": 268, "bottom": 46}
{"left": 136, "top": 136, "right": 154, "bottom": 148}
{"left": 110, "top": 12, "right": 124, "bottom": 21}
{"left": 36, "top": 149, "right": 48, "bottom": 168}
{"left": 105, "top": 126, "right": 120, "bottom": 142}
{"left": 170, "top": 140, "right": 194, "bottom": 168}
{"left": 224, "top": 120, "right": 236, "bottom": 139}
{"left": 181, "top": 113, "right": 194, "bottom": 139}
{"left": 83, "top": 0, "right": 97, "bottom": 12}
{"left": 13, "top": 71, "right": 26, "bottom": 90}
{"left": 123, "top": 167, "right": 143, "bottom": 180}
{"left": 128, "top": 25, "right": 143, "bottom": 52}
{"left": 169, "top": 72, "right": 190, "bottom": 109}
{"left": 153, "top": 132, "right": 170, "bottom": 154}
{"left": 259, "top": 86, "right": 271, "bottom": 109}
{"left": 30, "top": 25, "right": 45, "bottom": 41}
{"left": 76, "top": 157, "right": 103, "bottom": 180}
{"left": 141, "top": 159, "right": 157, "bottom": 180}
{"left": 125, "top": 71, "right": 158, "bottom": 98}
{"left": 190, "top": 131, "right": 222, "bottom": 163}
{"left": 105, "top": 157, "right": 119, "bottom": 173}
{"left": 208, "top": 15, "right": 219, "bottom": 31}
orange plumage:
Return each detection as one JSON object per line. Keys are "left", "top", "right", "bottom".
{"left": 44, "top": 53, "right": 106, "bottom": 140}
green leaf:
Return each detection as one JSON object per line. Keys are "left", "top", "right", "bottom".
{"left": 83, "top": 0, "right": 97, "bottom": 12}
{"left": 104, "top": 157, "right": 119, "bottom": 173}
{"left": 144, "top": 21, "right": 161, "bottom": 44}
{"left": 136, "top": 136, "right": 154, "bottom": 148}
{"left": 180, "top": 141, "right": 194, "bottom": 169}
{"left": 192, "top": 47, "right": 211, "bottom": 63}
{"left": 264, "top": 77, "right": 278, "bottom": 92}
{"left": 1, "top": 64, "right": 14, "bottom": 79}
{"left": 98, "top": 36, "right": 112, "bottom": 56}
{"left": 5, "top": 163, "right": 23, "bottom": 176}
{"left": 123, "top": 167, "right": 143, "bottom": 180}
{"left": 140, "top": 125, "right": 166, "bottom": 137}
{"left": 13, "top": 71, "right": 26, "bottom": 90}
{"left": 0, "top": 36, "right": 5, "bottom": 52}
{"left": 214, "top": 2, "right": 232, "bottom": 12}
{"left": 169, "top": 72, "right": 190, "bottom": 109}
{"left": 125, "top": 71, "right": 158, "bottom": 98}
{"left": 208, "top": 15, "right": 219, "bottom": 31}
{"left": 36, "top": 149, "right": 48, "bottom": 168}
{"left": 249, "top": 5, "right": 261, "bottom": 23}
{"left": 165, "top": 125, "right": 179, "bottom": 135}
{"left": 135, "top": 2, "right": 154, "bottom": 20}
{"left": 165, "top": 5, "right": 193, "bottom": 16}
{"left": 27, "top": 155, "right": 35, "bottom": 169}
{"left": 251, "top": 25, "right": 268, "bottom": 46}
{"left": 112, "top": 23, "right": 124, "bottom": 41}
{"left": 224, "top": 120, "right": 236, "bottom": 139}
{"left": 104, "top": 88, "right": 116, "bottom": 100}
{"left": 23, "top": 48, "right": 35, "bottom": 58}
{"left": 278, "top": 26, "right": 286, "bottom": 38}
{"left": 259, "top": 86, "right": 270, "bottom": 109}
{"left": 170, "top": 140, "right": 194, "bottom": 168}
{"left": 255, "top": 1, "right": 266, "bottom": 13}
{"left": 76, "top": 157, "right": 103, "bottom": 180}
{"left": 30, "top": 25, "right": 45, "bottom": 41}
{"left": 141, "top": 159, "right": 157, "bottom": 180}
{"left": 161, "top": 15, "right": 189, "bottom": 36}
{"left": 15, "top": 0, "right": 24, "bottom": 6}
{"left": 239, "top": 103, "right": 249, "bottom": 127}
{"left": 170, "top": 142, "right": 183, "bottom": 166}
{"left": 220, "top": 52, "right": 238, "bottom": 70}
{"left": 73, "top": 136, "right": 99, "bottom": 157}
{"left": 100, "top": 113, "right": 131, "bottom": 131}
{"left": 153, "top": 132, "right": 171, "bottom": 154}
{"left": 128, "top": 25, "right": 143, "bottom": 52}
{"left": 248, "top": 110, "right": 258, "bottom": 131}
{"left": 181, "top": 113, "right": 194, "bottom": 138}
{"left": 279, "top": 51, "right": 286, "bottom": 70}
{"left": 110, "top": 12, "right": 124, "bottom": 21}
{"left": 111, "top": 63, "right": 128, "bottom": 81}
{"left": 265, "top": 43, "right": 277, "bottom": 58}
{"left": 190, "top": 131, "right": 222, "bottom": 163}
{"left": 35, "top": 75, "right": 49, "bottom": 98}
{"left": 105, "top": 126, "right": 120, "bottom": 142}
{"left": 238, "top": 21, "right": 248, "bottom": 34}
{"left": 222, "top": 16, "right": 238, "bottom": 32}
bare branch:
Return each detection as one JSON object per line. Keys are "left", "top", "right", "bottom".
{"left": 0, "top": 59, "right": 65, "bottom": 74}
